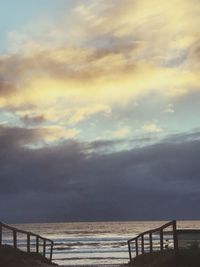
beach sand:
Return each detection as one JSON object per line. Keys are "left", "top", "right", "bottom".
{"left": 3, "top": 244, "right": 200, "bottom": 267}
{"left": 0, "top": 245, "right": 56, "bottom": 267}
{"left": 0, "top": 245, "right": 127, "bottom": 267}
{"left": 128, "top": 250, "right": 200, "bottom": 267}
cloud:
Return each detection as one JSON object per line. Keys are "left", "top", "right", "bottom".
{"left": 68, "top": 104, "right": 111, "bottom": 125}
{"left": 112, "top": 126, "right": 131, "bottom": 138}
{"left": 0, "top": 82, "right": 17, "bottom": 96}
{"left": 41, "top": 126, "right": 80, "bottom": 143}
{"left": 164, "top": 104, "right": 175, "bottom": 113}
{"left": 20, "top": 114, "right": 47, "bottom": 125}
{"left": 0, "top": 82, "right": 18, "bottom": 108}
{"left": 185, "top": 41, "right": 200, "bottom": 70}
{"left": 0, "top": 0, "right": 200, "bottom": 135}
{"left": 0, "top": 1, "right": 200, "bottom": 222}
{"left": 0, "top": 124, "right": 80, "bottom": 149}
{"left": 0, "top": 125, "right": 200, "bottom": 222}
{"left": 142, "top": 122, "right": 163, "bottom": 133}
{"left": 163, "top": 130, "right": 200, "bottom": 143}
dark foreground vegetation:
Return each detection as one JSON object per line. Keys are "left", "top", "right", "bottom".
{"left": 129, "top": 250, "right": 200, "bottom": 267}
{"left": 0, "top": 245, "right": 57, "bottom": 267}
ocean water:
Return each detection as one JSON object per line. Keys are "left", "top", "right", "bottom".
{"left": 3, "top": 220, "right": 200, "bottom": 266}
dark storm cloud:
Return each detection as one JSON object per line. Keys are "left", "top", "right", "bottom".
{"left": 0, "top": 125, "right": 40, "bottom": 148}
{"left": 163, "top": 130, "right": 200, "bottom": 143}
{"left": 0, "top": 125, "right": 200, "bottom": 223}
{"left": 88, "top": 139, "right": 127, "bottom": 151}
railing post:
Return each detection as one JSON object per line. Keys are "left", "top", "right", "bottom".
{"left": 0, "top": 222, "right": 53, "bottom": 261}
{"left": 149, "top": 232, "right": 153, "bottom": 253}
{"left": 141, "top": 235, "right": 144, "bottom": 254}
{"left": 50, "top": 241, "right": 53, "bottom": 262}
{"left": 27, "top": 233, "right": 30, "bottom": 253}
{"left": 0, "top": 223, "right": 2, "bottom": 247}
{"left": 128, "top": 241, "right": 132, "bottom": 262}
{"left": 43, "top": 239, "right": 46, "bottom": 257}
{"left": 127, "top": 221, "right": 178, "bottom": 261}
{"left": 135, "top": 238, "right": 138, "bottom": 256}
{"left": 160, "top": 229, "right": 163, "bottom": 251}
{"left": 173, "top": 220, "right": 178, "bottom": 255}
{"left": 13, "top": 230, "right": 17, "bottom": 249}
{"left": 36, "top": 236, "right": 39, "bottom": 253}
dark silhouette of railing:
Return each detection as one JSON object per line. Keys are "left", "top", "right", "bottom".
{"left": 127, "top": 220, "right": 178, "bottom": 263}
{"left": 0, "top": 221, "right": 54, "bottom": 262}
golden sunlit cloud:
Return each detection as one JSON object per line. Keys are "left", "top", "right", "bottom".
{"left": 41, "top": 126, "right": 80, "bottom": 143}
{"left": 0, "top": 0, "right": 200, "bottom": 143}
{"left": 112, "top": 127, "right": 131, "bottom": 139}
{"left": 142, "top": 122, "right": 163, "bottom": 133}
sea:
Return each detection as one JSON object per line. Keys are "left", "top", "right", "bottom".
{"left": 3, "top": 220, "right": 200, "bottom": 266}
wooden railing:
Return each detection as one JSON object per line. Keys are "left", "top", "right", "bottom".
{"left": 127, "top": 220, "right": 178, "bottom": 263}
{"left": 0, "top": 222, "right": 54, "bottom": 262}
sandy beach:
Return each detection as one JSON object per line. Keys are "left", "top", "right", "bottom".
{"left": 0, "top": 245, "right": 127, "bottom": 267}
{"left": 1, "top": 245, "right": 200, "bottom": 267}
{"left": 0, "top": 245, "right": 56, "bottom": 267}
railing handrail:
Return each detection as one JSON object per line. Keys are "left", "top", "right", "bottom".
{"left": 0, "top": 221, "right": 53, "bottom": 243}
{"left": 127, "top": 220, "right": 177, "bottom": 263}
{"left": 0, "top": 221, "right": 54, "bottom": 262}
{"left": 128, "top": 220, "right": 175, "bottom": 243}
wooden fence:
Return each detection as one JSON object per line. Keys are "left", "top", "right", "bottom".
{"left": 127, "top": 220, "right": 178, "bottom": 263}
{"left": 0, "top": 221, "right": 54, "bottom": 262}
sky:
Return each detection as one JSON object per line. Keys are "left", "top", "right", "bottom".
{"left": 0, "top": 0, "right": 200, "bottom": 223}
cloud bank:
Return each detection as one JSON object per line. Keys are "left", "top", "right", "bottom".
{"left": 0, "top": 124, "right": 200, "bottom": 223}
{"left": 0, "top": 0, "right": 200, "bottom": 140}
{"left": 1, "top": 0, "right": 200, "bottom": 222}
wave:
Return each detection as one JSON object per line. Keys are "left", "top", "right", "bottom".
{"left": 9, "top": 221, "right": 199, "bottom": 265}
{"left": 53, "top": 256, "right": 128, "bottom": 261}
{"left": 53, "top": 248, "right": 128, "bottom": 254}
{"left": 54, "top": 242, "right": 127, "bottom": 249}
